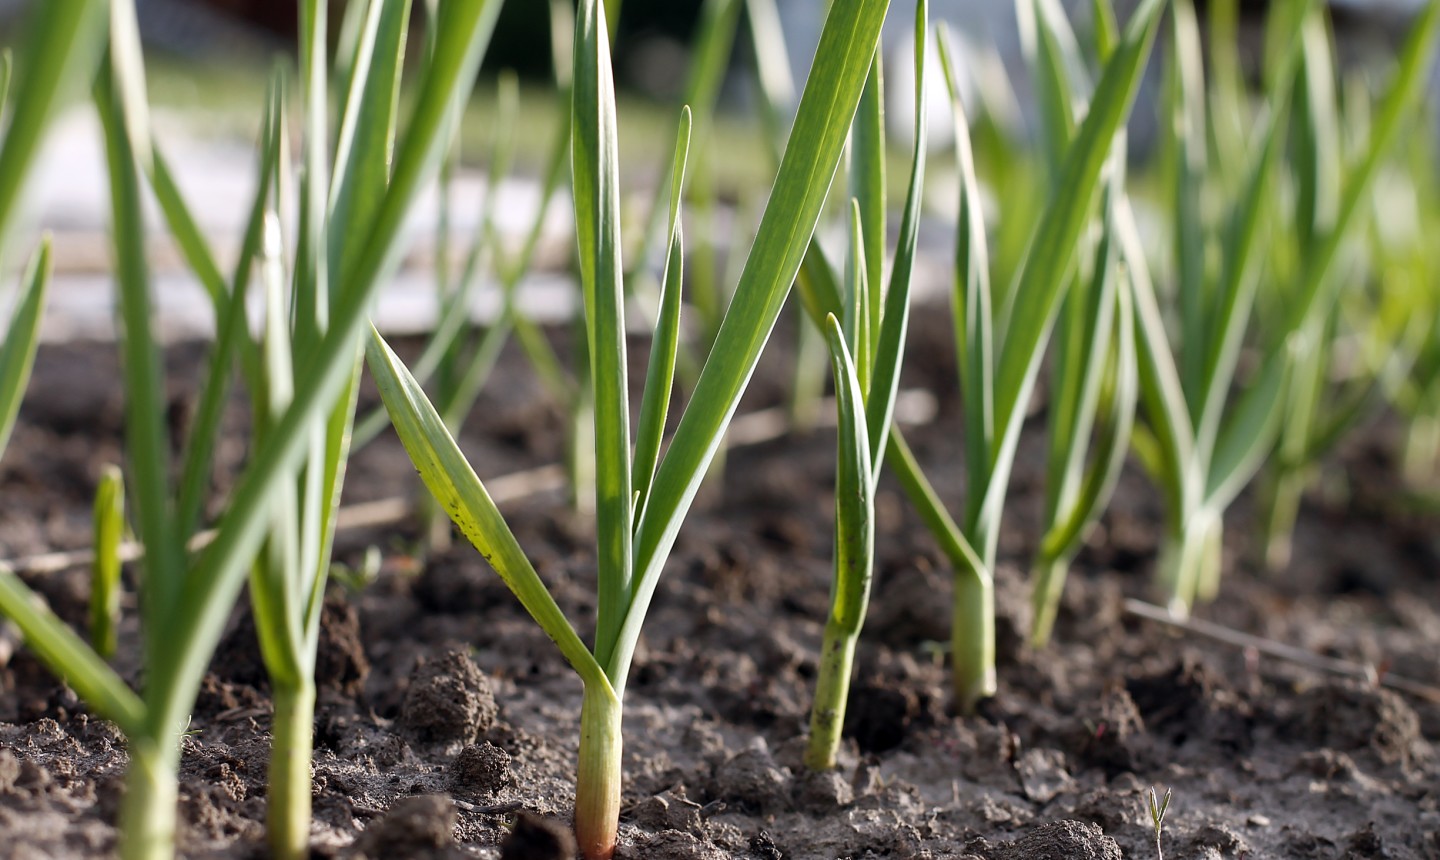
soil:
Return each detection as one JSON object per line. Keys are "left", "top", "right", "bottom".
{"left": 1, "top": 305, "right": 1438, "bottom": 859}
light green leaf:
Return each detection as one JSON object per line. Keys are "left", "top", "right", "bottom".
{"left": 573, "top": 0, "right": 635, "bottom": 670}
{"left": 366, "top": 328, "right": 610, "bottom": 692}
{"left": 1204, "top": 355, "right": 1289, "bottom": 510}
{"left": 936, "top": 25, "right": 994, "bottom": 530}
{"left": 90, "top": 466, "right": 126, "bottom": 661}
{"left": 633, "top": 108, "right": 692, "bottom": 525}
{"left": 1169, "top": 0, "right": 1209, "bottom": 410}
{"left": 96, "top": 60, "right": 185, "bottom": 632}
{"left": 0, "top": 0, "right": 107, "bottom": 251}
{"left": 0, "top": 241, "right": 50, "bottom": 457}
{"left": 823, "top": 313, "right": 874, "bottom": 635}
{"left": 0, "top": 569, "right": 146, "bottom": 736}
{"left": 865, "top": 0, "right": 927, "bottom": 474}
{"left": 978, "top": 0, "right": 1166, "bottom": 556}
{"left": 1117, "top": 194, "right": 1192, "bottom": 523}
{"left": 850, "top": 51, "right": 885, "bottom": 352}
{"left": 621, "top": 0, "right": 893, "bottom": 693}
{"left": 327, "top": 0, "right": 413, "bottom": 310}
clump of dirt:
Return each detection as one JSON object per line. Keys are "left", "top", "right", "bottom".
{"left": 710, "top": 745, "right": 790, "bottom": 814}
{"left": 398, "top": 649, "right": 498, "bottom": 747}
{"left": 1290, "top": 681, "right": 1429, "bottom": 768}
{"left": 500, "top": 812, "right": 575, "bottom": 860}
{"left": 346, "top": 794, "right": 456, "bottom": 859}
{"left": 1065, "top": 682, "right": 1147, "bottom": 774}
{"left": 449, "top": 741, "right": 512, "bottom": 797}
{"left": 989, "top": 819, "right": 1122, "bottom": 859}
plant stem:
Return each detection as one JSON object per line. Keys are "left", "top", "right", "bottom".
{"left": 267, "top": 681, "right": 316, "bottom": 860}
{"left": 575, "top": 682, "right": 622, "bottom": 860}
{"left": 1029, "top": 553, "right": 1069, "bottom": 649}
{"left": 1193, "top": 515, "right": 1223, "bottom": 604}
{"left": 1159, "top": 510, "right": 1221, "bottom": 616}
{"left": 1402, "top": 412, "right": 1439, "bottom": 485}
{"left": 569, "top": 391, "right": 597, "bottom": 518}
{"left": 1261, "top": 467, "right": 1305, "bottom": 572}
{"left": 804, "top": 622, "right": 858, "bottom": 771}
{"left": 952, "top": 561, "right": 996, "bottom": 713}
{"left": 118, "top": 736, "right": 179, "bottom": 860}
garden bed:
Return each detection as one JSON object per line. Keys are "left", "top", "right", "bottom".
{"left": 1, "top": 309, "right": 1437, "bottom": 859}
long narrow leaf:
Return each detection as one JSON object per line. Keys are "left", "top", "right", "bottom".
{"left": 1204, "top": 356, "right": 1289, "bottom": 510}
{"left": 937, "top": 27, "right": 994, "bottom": 529}
{"left": 633, "top": 108, "right": 692, "bottom": 523}
{"left": 0, "top": 570, "right": 145, "bottom": 736}
{"left": 366, "top": 329, "right": 611, "bottom": 691}
{"left": 173, "top": 100, "right": 280, "bottom": 537}
{"left": 1170, "top": 0, "right": 1209, "bottom": 410}
{"left": 621, "top": 0, "right": 892, "bottom": 693}
{"left": 1117, "top": 194, "right": 1192, "bottom": 522}
{"left": 825, "top": 312, "right": 874, "bottom": 629}
{"left": 0, "top": 241, "right": 51, "bottom": 456}
{"left": 573, "top": 0, "right": 634, "bottom": 669}
{"left": 850, "top": 51, "right": 885, "bottom": 352}
{"left": 865, "top": 0, "right": 927, "bottom": 473}
{"left": 327, "top": 0, "right": 413, "bottom": 312}
{"left": 0, "top": 0, "right": 106, "bottom": 250}
{"left": 977, "top": 0, "right": 1165, "bottom": 555}
{"left": 96, "top": 61, "right": 185, "bottom": 638}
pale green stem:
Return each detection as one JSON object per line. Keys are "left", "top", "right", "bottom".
{"left": 267, "top": 681, "right": 316, "bottom": 860}
{"left": 804, "top": 622, "right": 858, "bottom": 771}
{"left": 1402, "top": 412, "right": 1440, "bottom": 485}
{"left": 575, "top": 683, "right": 622, "bottom": 860}
{"left": 118, "top": 736, "right": 179, "bottom": 860}
{"left": 1158, "top": 528, "right": 1193, "bottom": 617}
{"left": 1159, "top": 510, "right": 1221, "bottom": 616}
{"left": 569, "top": 393, "right": 597, "bottom": 518}
{"left": 1028, "top": 553, "right": 1070, "bottom": 650}
{"left": 1261, "top": 466, "right": 1306, "bottom": 572}
{"left": 1194, "top": 515, "right": 1224, "bottom": 604}
{"left": 952, "top": 562, "right": 996, "bottom": 713}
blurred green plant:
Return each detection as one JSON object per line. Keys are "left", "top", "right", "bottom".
{"left": 90, "top": 465, "right": 126, "bottom": 660}
{"left": 1013, "top": 0, "right": 1139, "bottom": 649}
{"left": 1129, "top": 0, "right": 1440, "bottom": 614}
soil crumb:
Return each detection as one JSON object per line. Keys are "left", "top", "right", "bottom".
{"left": 399, "top": 649, "right": 498, "bottom": 746}
{"left": 990, "top": 819, "right": 1121, "bottom": 860}
{"left": 499, "top": 812, "right": 575, "bottom": 860}
{"left": 347, "top": 794, "right": 456, "bottom": 859}
{"left": 449, "top": 741, "right": 512, "bottom": 797}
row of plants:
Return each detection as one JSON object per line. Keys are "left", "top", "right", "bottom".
{"left": 1, "top": 0, "right": 1438, "bottom": 858}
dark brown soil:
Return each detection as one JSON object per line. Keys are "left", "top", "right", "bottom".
{"left": 1, "top": 306, "right": 1438, "bottom": 859}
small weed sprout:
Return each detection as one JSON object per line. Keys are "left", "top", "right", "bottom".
{"left": 1148, "top": 785, "right": 1172, "bottom": 860}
